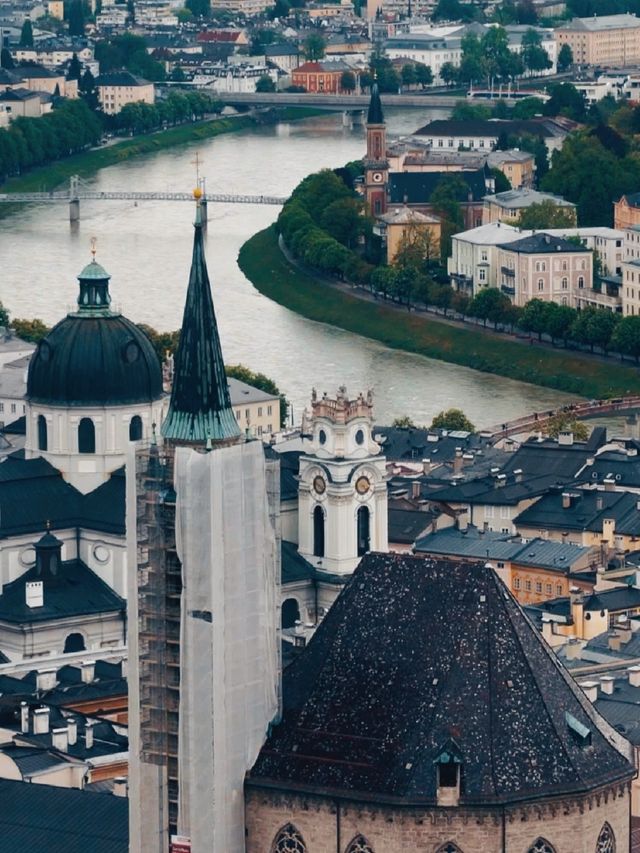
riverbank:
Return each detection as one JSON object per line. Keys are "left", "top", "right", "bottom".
{"left": 238, "top": 225, "right": 640, "bottom": 399}
{"left": 0, "top": 107, "right": 323, "bottom": 200}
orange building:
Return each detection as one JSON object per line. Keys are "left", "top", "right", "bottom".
{"left": 291, "top": 61, "right": 350, "bottom": 93}
{"left": 614, "top": 192, "right": 640, "bottom": 229}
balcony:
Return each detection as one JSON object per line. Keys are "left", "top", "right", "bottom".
{"left": 501, "top": 266, "right": 515, "bottom": 277}
{"left": 501, "top": 284, "right": 516, "bottom": 295}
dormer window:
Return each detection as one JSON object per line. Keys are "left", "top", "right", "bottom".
{"left": 434, "top": 738, "right": 463, "bottom": 807}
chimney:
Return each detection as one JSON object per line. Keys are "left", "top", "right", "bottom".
{"left": 20, "top": 702, "right": 29, "bottom": 734}
{"left": 51, "top": 727, "right": 68, "bottom": 752}
{"left": 579, "top": 680, "right": 598, "bottom": 703}
{"left": 113, "top": 777, "right": 128, "bottom": 798}
{"left": 602, "top": 518, "right": 616, "bottom": 544}
{"left": 562, "top": 492, "right": 572, "bottom": 509}
{"left": 513, "top": 468, "right": 523, "bottom": 482}
{"left": 422, "top": 458, "right": 431, "bottom": 474}
{"left": 558, "top": 431, "right": 574, "bottom": 446}
{"left": 596, "top": 495, "right": 603, "bottom": 510}
{"left": 495, "top": 473, "right": 506, "bottom": 488}
{"left": 603, "top": 477, "right": 615, "bottom": 491}
{"left": 561, "top": 531, "right": 569, "bottom": 544}
{"left": 67, "top": 718, "right": 77, "bottom": 746}
{"left": 85, "top": 721, "right": 94, "bottom": 750}
{"left": 565, "top": 638, "right": 583, "bottom": 660}
{"left": 33, "top": 707, "right": 50, "bottom": 735}
{"left": 36, "top": 669, "right": 57, "bottom": 693}
{"left": 608, "top": 633, "right": 622, "bottom": 651}
{"left": 600, "top": 676, "right": 615, "bottom": 695}
{"left": 457, "top": 512, "right": 468, "bottom": 531}
{"left": 25, "top": 580, "right": 43, "bottom": 609}
{"left": 411, "top": 481, "right": 421, "bottom": 499}
{"left": 628, "top": 665, "right": 640, "bottom": 687}
{"left": 80, "top": 661, "right": 95, "bottom": 684}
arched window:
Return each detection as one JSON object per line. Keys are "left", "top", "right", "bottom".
{"left": 64, "top": 632, "right": 86, "bottom": 653}
{"left": 37, "top": 415, "right": 48, "bottom": 451}
{"left": 596, "top": 822, "right": 616, "bottom": 853}
{"left": 538, "top": 279, "right": 544, "bottom": 291}
{"left": 578, "top": 275, "right": 585, "bottom": 289}
{"left": 561, "top": 277, "right": 568, "bottom": 290}
{"left": 271, "top": 823, "right": 306, "bottom": 853}
{"left": 313, "top": 505, "right": 325, "bottom": 558}
{"left": 281, "top": 598, "right": 300, "bottom": 630}
{"left": 562, "top": 260, "right": 568, "bottom": 271}
{"left": 357, "top": 505, "right": 370, "bottom": 556}
{"left": 129, "top": 415, "right": 143, "bottom": 441}
{"left": 436, "top": 844, "right": 463, "bottom": 853}
{"left": 78, "top": 418, "right": 95, "bottom": 454}
{"left": 527, "top": 839, "right": 557, "bottom": 853}
{"left": 345, "top": 836, "right": 374, "bottom": 853}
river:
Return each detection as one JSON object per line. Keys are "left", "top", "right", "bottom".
{"left": 0, "top": 107, "right": 575, "bottom": 429}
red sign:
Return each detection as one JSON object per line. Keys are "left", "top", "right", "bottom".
{"left": 170, "top": 836, "right": 191, "bottom": 853}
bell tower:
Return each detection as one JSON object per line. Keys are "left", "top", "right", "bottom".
{"left": 364, "top": 81, "right": 388, "bottom": 217}
{"left": 298, "top": 387, "right": 388, "bottom": 602}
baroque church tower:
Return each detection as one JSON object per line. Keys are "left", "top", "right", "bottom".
{"left": 363, "top": 81, "right": 388, "bottom": 217}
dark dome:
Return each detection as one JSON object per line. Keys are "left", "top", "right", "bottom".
{"left": 27, "top": 314, "right": 163, "bottom": 407}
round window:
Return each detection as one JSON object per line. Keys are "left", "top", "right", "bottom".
{"left": 19, "top": 547, "right": 36, "bottom": 567}
{"left": 318, "top": 429, "right": 327, "bottom": 445}
{"left": 124, "top": 341, "right": 139, "bottom": 364}
{"left": 93, "top": 544, "right": 110, "bottom": 564}
{"left": 355, "top": 429, "right": 365, "bottom": 445}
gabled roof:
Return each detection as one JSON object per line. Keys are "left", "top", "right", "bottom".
{"left": 0, "top": 559, "right": 124, "bottom": 624}
{"left": 0, "top": 87, "right": 40, "bottom": 102}
{"left": 500, "top": 233, "right": 587, "bottom": 255}
{"left": 0, "top": 778, "right": 127, "bottom": 853}
{"left": 95, "top": 70, "right": 150, "bottom": 87}
{"left": 515, "top": 489, "right": 640, "bottom": 535}
{"left": 388, "top": 508, "right": 433, "bottom": 543}
{"left": 413, "top": 118, "right": 558, "bottom": 139}
{"left": 249, "top": 553, "right": 633, "bottom": 803}
{"left": 389, "top": 169, "right": 488, "bottom": 205}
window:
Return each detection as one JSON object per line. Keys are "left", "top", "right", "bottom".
{"left": 281, "top": 598, "right": 300, "bottom": 630}
{"left": 64, "top": 632, "right": 86, "bottom": 653}
{"left": 479, "top": 268, "right": 486, "bottom": 282}
{"left": 546, "top": 583, "right": 552, "bottom": 594}
{"left": 562, "top": 260, "right": 568, "bottom": 271}
{"left": 245, "top": 408, "right": 250, "bottom": 420}
{"left": 271, "top": 824, "right": 307, "bottom": 853}
{"left": 10, "top": 403, "right": 15, "bottom": 413}
{"left": 129, "top": 415, "right": 143, "bottom": 441}
{"left": 538, "top": 279, "right": 544, "bottom": 291}
{"left": 485, "top": 506, "right": 495, "bottom": 519}
{"left": 596, "top": 822, "right": 615, "bottom": 853}
{"left": 0, "top": 403, "right": 3, "bottom": 412}
{"left": 562, "top": 277, "right": 568, "bottom": 290}
{"left": 37, "top": 415, "right": 48, "bottom": 451}
{"left": 527, "top": 840, "right": 557, "bottom": 853}
{"left": 345, "top": 836, "right": 374, "bottom": 853}
{"left": 236, "top": 410, "right": 240, "bottom": 420}
{"left": 357, "top": 505, "right": 370, "bottom": 556}
{"left": 313, "top": 505, "right": 325, "bottom": 558}
{"left": 525, "top": 579, "right": 532, "bottom": 591}
{"left": 514, "top": 578, "right": 521, "bottom": 589}
{"left": 78, "top": 418, "right": 95, "bottom": 454}
{"left": 535, "top": 581, "right": 542, "bottom": 593}
{"left": 578, "top": 276, "right": 585, "bottom": 288}
{"left": 267, "top": 405, "right": 273, "bottom": 416}
{"left": 436, "top": 845, "right": 463, "bottom": 853}
{"left": 258, "top": 406, "right": 262, "bottom": 417}
{"left": 556, "top": 584, "right": 562, "bottom": 595}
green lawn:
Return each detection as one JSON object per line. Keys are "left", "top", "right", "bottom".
{"left": 238, "top": 226, "right": 640, "bottom": 399}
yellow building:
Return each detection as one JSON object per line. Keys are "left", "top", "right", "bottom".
{"left": 487, "top": 148, "right": 535, "bottom": 189}
{"left": 615, "top": 192, "right": 640, "bottom": 229}
{"left": 483, "top": 188, "right": 577, "bottom": 224}
{"left": 95, "top": 71, "right": 154, "bottom": 115}
{"left": 556, "top": 14, "right": 640, "bottom": 67}
{"left": 229, "top": 376, "right": 280, "bottom": 439}
{"left": 375, "top": 206, "right": 440, "bottom": 264}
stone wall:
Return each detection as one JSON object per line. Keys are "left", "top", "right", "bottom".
{"left": 245, "top": 781, "right": 630, "bottom": 853}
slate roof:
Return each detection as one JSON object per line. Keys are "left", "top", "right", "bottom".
{"left": 282, "top": 540, "right": 315, "bottom": 584}
{"left": 428, "top": 470, "right": 568, "bottom": 506}
{"left": 0, "top": 559, "right": 125, "bottom": 624}
{"left": 414, "top": 118, "right": 557, "bottom": 139}
{"left": 499, "top": 233, "right": 586, "bottom": 254}
{"left": 515, "top": 489, "right": 640, "bottom": 535}
{"left": 487, "top": 188, "right": 575, "bottom": 210}
{"left": 580, "top": 449, "right": 640, "bottom": 488}
{"left": 249, "top": 554, "right": 633, "bottom": 803}
{"left": 0, "top": 778, "right": 128, "bottom": 853}
{"left": 501, "top": 431, "right": 605, "bottom": 479}
{"left": 389, "top": 169, "right": 488, "bottom": 205}
{"left": 388, "top": 508, "right": 433, "bottom": 544}
{"left": 0, "top": 87, "right": 40, "bottom": 101}
{"left": 1, "top": 746, "right": 68, "bottom": 775}
{"left": 95, "top": 70, "right": 150, "bottom": 86}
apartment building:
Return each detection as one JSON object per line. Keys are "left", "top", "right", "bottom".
{"left": 95, "top": 71, "right": 154, "bottom": 115}
{"left": 229, "top": 376, "right": 280, "bottom": 439}
{"left": 556, "top": 14, "right": 640, "bottom": 67}
{"left": 483, "top": 188, "right": 577, "bottom": 224}
{"left": 448, "top": 221, "right": 527, "bottom": 295}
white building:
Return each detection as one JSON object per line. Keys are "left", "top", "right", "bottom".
{"left": 448, "top": 221, "right": 529, "bottom": 296}
{"left": 542, "top": 227, "right": 624, "bottom": 278}
{"left": 194, "top": 62, "right": 277, "bottom": 93}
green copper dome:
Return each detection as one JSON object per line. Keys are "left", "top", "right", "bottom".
{"left": 78, "top": 260, "right": 111, "bottom": 281}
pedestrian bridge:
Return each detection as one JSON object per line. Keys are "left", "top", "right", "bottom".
{"left": 485, "top": 396, "right": 640, "bottom": 440}
{"left": 0, "top": 175, "right": 287, "bottom": 222}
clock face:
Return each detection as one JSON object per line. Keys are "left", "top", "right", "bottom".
{"left": 313, "top": 475, "right": 326, "bottom": 495}
{"left": 372, "top": 172, "right": 383, "bottom": 183}
{"left": 356, "top": 475, "right": 371, "bottom": 495}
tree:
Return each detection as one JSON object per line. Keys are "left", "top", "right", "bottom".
{"left": 557, "top": 43, "right": 573, "bottom": 72}
{"left": 611, "top": 315, "right": 640, "bottom": 362}
{"left": 185, "top": 0, "right": 210, "bottom": 15}
{"left": 516, "top": 200, "right": 576, "bottom": 229}
{"left": 0, "top": 301, "right": 9, "bottom": 327}
{"left": 511, "top": 97, "right": 546, "bottom": 119}
{"left": 518, "top": 298, "right": 549, "bottom": 340}
{"left": 11, "top": 318, "right": 50, "bottom": 342}
{"left": 79, "top": 68, "right": 99, "bottom": 111}
{"left": 0, "top": 47, "right": 14, "bottom": 69}
{"left": 226, "top": 364, "right": 289, "bottom": 428}
{"left": 570, "top": 307, "right": 618, "bottom": 353}
{"left": 392, "top": 415, "right": 418, "bottom": 428}
{"left": 545, "top": 303, "right": 576, "bottom": 345}
{"left": 19, "top": 19, "right": 33, "bottom": 48}
{"left": 458, "top": 33, "right": 485, "bottom": 85}
{"left": 303, "top": 32, "right": 325, "bottom": 61}
{"left": 256, "top": 74, "right": 276, "bottom": 93}
{"left": 67, "top": 52, "right": 82, "bottom": 82}
{"left": 340, "top": 70, "right": 356, "bottom": 93}
{"left": 544, "top": 413, "right": 589, "bottom": 442}
{"left": 452, "top": 101, "right": 491, "bottom": 121}
{"left": 320, "top": 197, "right": 363, "bottom": 248}
{"left": 440, "top": 62, "right": 457, "bottom": 87}
{"left": 543, "top": 82, "right": 585, "bottom": 121}
{"left": 415, "top": 63, "right": 433, "bottom": 88}
{"left": 394, "top": 222, "right": 439, "bottom": 270}
{"left": 521, "top": 28, "right": 551, "bottom": 75}
{"left": 490, "top": 167, "right": 511, "bottom": 193}
{"left": 430, "top": 174, "right": 466, "bottom": 263}
{"left": 431, "top": 408, "right": 475, "bottom": 432}
{"left": 67, "top": 0, "right": 85, "bottom": 36}
{"left": 468, "top": 287, "right": 513, "bottom": 327}
{"left": 401, "top": 63, "right": 417, "bottom": 89}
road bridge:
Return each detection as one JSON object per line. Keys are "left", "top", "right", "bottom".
{"left": 485, "top": 396, "right": 640, "bottom": 440}
{"left": 218, "top": 91, "right": 463, "bottom": 110}
{"left": 0, "top": 176, "right": 287, "bottom": 222}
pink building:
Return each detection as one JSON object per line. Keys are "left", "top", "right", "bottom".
{"left": 497, "top": 233, "right": 592, "bottom": 308}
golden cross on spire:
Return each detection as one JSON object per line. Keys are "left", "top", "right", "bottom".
{"left": 90, "top": 236, "right": 97, "bottom": 260}
{"left": 191, "top": 152, "right": 202, "bottom": 186}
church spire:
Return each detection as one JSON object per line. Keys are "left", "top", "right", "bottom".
{"left": 161, "top": 194, "right": 241, "bottom": 446}
{"left": 367, "top": 80, "right": 384, "bottom": 126}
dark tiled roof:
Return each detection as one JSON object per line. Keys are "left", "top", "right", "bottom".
{"left": 0, "top": 87, "right": 40, "bottom": 101}
{"left": 389, "top": 169, "right": 488, "bottom": 205}
{"left": 266, "top": 447, "right": 301, "bottom": 501}
{"left": 515, "top": 489, "right": 640, "bottom": 535}
{"left": 82, "top": 466, "right": 125, "bottom": 534}
{"left": 249, "top": 553, "right": 633, "bottom": 804}
{"left": 414, "top": 118, "right": 556, "bottom": 138}
{"left": 388, "top": 508, "right": 432, "bottom": 544}
{"left": 1, "top": 746, "right": 67, "bottom": 775}
{"left": 582, "top": 450, "right": 640, "bottom": 488}
{"left": 282, "top": 541, "right": 315, "bottom": 584}
{"left": 429, "top": 471, "right": 567, "bottom": 506}
{"left": 0, "top": 560, "right": 124, "bottom": 624}
{"left": 500, "top": 233, "right": 587, "bottom": 254}
{"left": 95, "top": 70, "right": 150, "bottom": 86}
{"left": 14, "top": 65, "right": 59, "bottom": 79}
{"left": 0, "top": 778, "right": 128, "bottom": 853}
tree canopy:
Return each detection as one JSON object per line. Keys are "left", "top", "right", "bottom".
{"left": 431, "top": 408, "right": 475, "bottom": 432}
{"left": 516, "top": 200, "right": 576, "bottom": 229}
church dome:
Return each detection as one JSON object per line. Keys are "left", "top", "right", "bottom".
{"left": 27, "top": 260, "right": 163, "bottom": 407}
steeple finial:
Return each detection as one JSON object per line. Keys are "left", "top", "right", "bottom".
{"left": 161, "top": 213, "right": 241, "bottom": 446}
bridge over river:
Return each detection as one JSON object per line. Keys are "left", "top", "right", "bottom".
{"left": 485, "top": 396, "right": 640, "bottom": 440}
{"left": 0, "top": 176, "right": 287, "bottom": 222}
{"left": 217, "top": 91, "right": 463, "bottom": 110}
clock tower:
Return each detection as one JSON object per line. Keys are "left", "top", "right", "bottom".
{"left": 364, "top": 81, "right": 388, "bottom": 217}
{"left": 298, "top": 386, "right": 388, "bottom": 602}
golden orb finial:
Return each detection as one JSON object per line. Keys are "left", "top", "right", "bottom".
{"left": 193, "top": 186, "right": 203, "bottom": 200}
